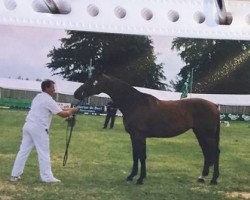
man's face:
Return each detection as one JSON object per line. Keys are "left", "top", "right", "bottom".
{"left": 45, "top": 84, "right": 56, "bottom": 97}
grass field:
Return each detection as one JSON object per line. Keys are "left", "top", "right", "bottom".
{"left": 0, "top": 109, "right": 250, "bottom": 200}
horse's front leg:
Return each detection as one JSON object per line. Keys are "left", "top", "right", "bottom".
{"left": 134, "top": 136, "right": 147, "bottom": 185}
{"left": 127, "top": 136, "right": 139, "bottom": 182}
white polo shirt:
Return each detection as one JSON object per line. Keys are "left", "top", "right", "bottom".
{"left": 25, "top": 92, "right": 62, "bottom": 129}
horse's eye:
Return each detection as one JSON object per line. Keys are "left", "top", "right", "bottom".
{"left": 93, "top": 80, "right": 98, "bottom": 86}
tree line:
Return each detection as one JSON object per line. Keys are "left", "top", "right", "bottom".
{"left": 47, "top": 31, "right": 250, "bottom": 94}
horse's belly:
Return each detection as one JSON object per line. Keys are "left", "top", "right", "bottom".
{"left": 145, "top": 126, "right": 191, "bottom": 138}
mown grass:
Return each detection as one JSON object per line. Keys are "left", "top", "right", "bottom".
{"left": 0, "top": 109, "right": 250, "bottom": 200}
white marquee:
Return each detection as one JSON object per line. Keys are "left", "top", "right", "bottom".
{"left": 1, "top": 78, "right": 250, "bottom": 106}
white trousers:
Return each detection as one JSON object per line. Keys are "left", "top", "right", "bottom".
{"left": 11, "top": 122, "right": 55, "bottom": 181}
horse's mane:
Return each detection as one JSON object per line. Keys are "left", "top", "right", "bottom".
{"left": 104, "top": 74, "right": 159, "bottom": 107}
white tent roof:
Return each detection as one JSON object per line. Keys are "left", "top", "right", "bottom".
{"left": 1, "top": 78, "right": 250, "bottom": 106}
{"left": 134, "top": 86, "right": 250, "bottom": 106}
{"left": 0, "top": 78, "right": 41, "bottom": 92}
{"left": 0, "top": 77, "right": 109, "bottom": 97}
{"left": 185, "top": 93, "right": 250, "bottom": 106}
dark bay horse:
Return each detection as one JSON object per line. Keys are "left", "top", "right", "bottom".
{"left": 74, "top": 73, "right": 220, "bottom": 185}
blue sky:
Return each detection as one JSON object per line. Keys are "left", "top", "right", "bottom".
{"left": 0, "top": 25, "right": 184, "bottom": 84}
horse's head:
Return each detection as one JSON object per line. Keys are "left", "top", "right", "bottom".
{"left": 74, "top": 72, "right": 107, "bottom": 100}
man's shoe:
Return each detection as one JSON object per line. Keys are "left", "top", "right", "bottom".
{"left": 43, "top": 177, "right": 61, "bottom": 183}
{"left": 10, "top": 176, "right": 21, "bottom": 182}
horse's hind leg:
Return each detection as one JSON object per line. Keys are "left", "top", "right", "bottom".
{"left": 205, "top": 122, "right": 220, "bottom": 185}
{"left": 207, "top": 138, "right": 220, "bottom": 185}
{"left": 193, "top": 130, "right": 211, "bottom": 183}
{"left": 210, "top": 148, "right": 220, "bottom": 185}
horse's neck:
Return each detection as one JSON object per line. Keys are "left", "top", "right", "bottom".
{"left": 103, "top": 77, "right": 143, "bottom": 115}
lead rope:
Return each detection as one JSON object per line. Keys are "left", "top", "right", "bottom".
{"left": 63, "top": 114, "right": 76, "bottom": 166}
{"left": 62, "top": 100, "right": 83, "bottom": 166}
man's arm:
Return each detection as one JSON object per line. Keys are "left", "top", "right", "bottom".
{"left": 57, "top": 108, "right": 78, "bottom": 118}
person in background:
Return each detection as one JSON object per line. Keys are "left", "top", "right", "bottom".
{"left": 103, "top": 101, "right": 117, "bottom": 129}
{"left": 10, "top": 79, "right": 78, "bottom": 183}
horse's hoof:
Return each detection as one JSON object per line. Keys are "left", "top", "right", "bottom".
{"left": 126, "top": 176, "right": 133, "bottom": 182}
{"left": 210, "top": 180, "right": 218, "bottom": 185}
{"left": 197, "top": 178, "right": 205, "bottom": 183}
{"left": 136, "top": 179, "right": 144, "bottom": 185}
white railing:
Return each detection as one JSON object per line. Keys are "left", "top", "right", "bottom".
{"left": 1, "top": 0, "right": 250, "bottom": 40}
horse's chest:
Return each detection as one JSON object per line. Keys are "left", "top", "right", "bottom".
{"left": 123, "top": 115, "right": 148, "bottom": 133}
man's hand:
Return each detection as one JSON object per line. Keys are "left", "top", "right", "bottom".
{"left": 57, "top": 107, "right": 78, "bottom": 118}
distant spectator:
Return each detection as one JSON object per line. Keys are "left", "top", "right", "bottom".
{"left": 103, "top": 101, "right": 117, "bottom": 129}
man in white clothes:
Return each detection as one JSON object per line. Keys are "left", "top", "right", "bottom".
{"left": 10, "top": 79, "right": 78, "bottom": 183}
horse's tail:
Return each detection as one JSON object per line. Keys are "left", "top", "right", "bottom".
{"left": 216, "top": 119, "right": 220, "bottom": 147}
{"left": 215, "top": 118, "right": 221, "bottom": 158}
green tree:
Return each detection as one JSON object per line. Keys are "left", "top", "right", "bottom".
{"left": 47, "top": 31, "right": 167, "bottom": 90}
{"left": 171, "top": 38, "right": 250, "bottom": 94}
